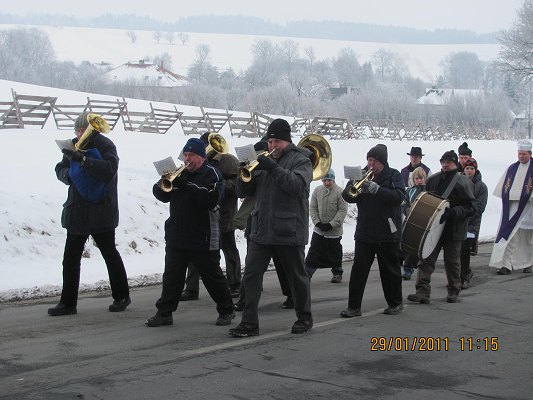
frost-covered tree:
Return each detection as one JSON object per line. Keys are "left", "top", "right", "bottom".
{"left": 178, "top": 32, "right": 190, "bottom": 46}
{"left": 332, "top": 47, "right": 362, "bottom": 87}
{"left": 153, "top": 31, "right": 162, "bottom": 44}
{"left": 440, "top": 51, "right": 484, "bottom": 89}
{"left": 126, "top": 30, "right": 137, "bottom": 43}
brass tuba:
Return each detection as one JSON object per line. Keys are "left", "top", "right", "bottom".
{"left": 75, "top": 113, "right": 110, "bottom": 151}
{"left": 297, "top": 133, "right": 332, "bottom": 181}
{"left": 347, "top": 169, "right": 374, "bottom": 198}
{"left": 205, "top": 132, "right": 229, "bottom": 159}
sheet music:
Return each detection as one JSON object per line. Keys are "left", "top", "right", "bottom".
{"left": 344, "top": 166, "right": 362, "bottom": 181}
{"left": 234, "top": 144, "right": 258, "bottom": 164}
{"left": 55, "top": 139, "right": 76, "bottom": 152}
{"left": 153, "top": 156, "right": 178, "bottom": 176}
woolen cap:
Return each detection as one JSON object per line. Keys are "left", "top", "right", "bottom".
{"left": 440, "top": 150, "right": 459, "bottom": 166}
{"left": 74, "top": 112, "right": 90, "bottom": 131}
{"left": 266, "top": 119, "right": 292, "bottom": 142}
{"left": 322, "top": 169, "right": 335, "bottom": 181}
{"left": 463, "top": 157, "right": 478, "bottom": 170}
{"left": 367, "top": 144, "right": 388, "bottom": 165}
{"left": 182, "top": 138, "right": 206, "bottom": 158}
{"left": 458, "top": 142, "right": 472, "bottom": 156}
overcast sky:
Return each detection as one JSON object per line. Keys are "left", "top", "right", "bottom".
{"left": 2, "top": 0, "right": 525, "bottom": 33}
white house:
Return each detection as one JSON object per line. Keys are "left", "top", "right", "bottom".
{"left": 104, "top": 60, "right": 189, "bottom": 87}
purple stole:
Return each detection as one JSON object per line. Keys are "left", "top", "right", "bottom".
{"left": 495, "top": 160, "right": 533, "bottom": 243}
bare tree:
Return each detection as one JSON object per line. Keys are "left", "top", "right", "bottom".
{"left": 153, "top": 31, "right": 162, "bottom": 44}
{"left": 153, "top": 52, "right": 173, "bottom": 71}
{"left": 165, "top": 31, "right": 175, "bottom": 45}
{"left": 178, "top": 32, "right": 190, "bottom": 46}
{"left": 126, "top": 30, "right": 137, "bottom": 43}
{"left": 498, "top": 0, "right": 533, "bottom": 82}
{"left": 304, "top": 46, "right": 316, "bottom": 67}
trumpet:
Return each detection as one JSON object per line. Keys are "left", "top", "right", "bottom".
{"left": 160, "top": 162, "right": 190, "bottom": 192}
{"left": 239, "top": 149, "right": 275, "bottom": 183}
{"left": 347, "top": 169, "right": 374, "bottom": 198}
{"left": 75, "top": 113, "right": 110, "bottom": 151}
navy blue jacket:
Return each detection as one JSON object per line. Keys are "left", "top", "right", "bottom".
{"left": 153, "top": 161, "right": 223, "bottom": 251}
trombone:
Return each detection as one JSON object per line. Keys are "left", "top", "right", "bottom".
{"left": 347, "top": 169, "right": 374, "bottom": 198}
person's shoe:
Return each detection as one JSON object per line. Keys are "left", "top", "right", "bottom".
{"left": 402, "top": 269, "right": 413, "bottom": 280}
{"left": 461, "top": 273, "right": 473, "bottom": 289}
{"left": 230, "top": 289, "right": 240, "bottom": 298}
{"left": 229, "top": 322, "right": 259, "bottom": 337}
{"left": 497, "top": 267, "right": 512, "bottom": 275}
{"left": 145, "top": 314, "right": 173, "bottom": 327}
{"left": 407, "top": 293, "right": 430, "bottom": 304}
{"left": 109, "top": 296, "right": 131, "bottom": 312}
{"left": 233, "top": 299, "right": 245, "bottom": 311}
{"left": 281, "top": 297, "right": 294, "bottom": 309}
{"left": 48, "top": 303, "right": 77, "bottom": 316}
{"left": 383, "top": 304, "right": 404, "bottom": 315}
{"left": 180, "top": 291, "right": 199, "bottom": 301}
{"left": 215, "top": 311, "right": 236, "bottom": 326}
{"left": 340, "top": 307, "right": 361, "bottom": 318}
{"left": 291, "top": 319, "right": 313, "bottom": 334}
{"left": 446, "top": 294, "right": 458, "bottom": 303}
{"left": 523, "top": 266, "right": 532, "bottom": 273}
{"left": 331, "top": 275, "right": 342, "bottom": 283}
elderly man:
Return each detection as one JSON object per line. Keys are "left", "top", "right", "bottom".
{"left": 490, "top": 140, "right": 533, "bottom": 275}
{"left": 229, "top": 118, "right": 313, "bottom": 337}
{"left": 340, "top": 144, "right": 405, "bottom": 318}
{"left": 146, "top": 138, "right": 235, "bottom": 327}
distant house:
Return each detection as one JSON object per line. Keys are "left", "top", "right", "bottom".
{"left": 511, "top": 111, "right": 532, "bottom": 139}
{"left": 104, "top": 60, "right": 189, "bottom": 88}
{"left": 328, "top": 85, "right": 360, "bottom": 99}
{"left": 416, "top": 87, "right": 486, "bottom": 106}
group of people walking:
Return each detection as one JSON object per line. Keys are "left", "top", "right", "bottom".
{"left": 47, "top": 112, "right": 533, "bottom": 338}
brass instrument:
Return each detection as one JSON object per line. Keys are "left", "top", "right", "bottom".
{"left": 160, "top": 162, "right": 190, "bottom": 192}
{"left": 239, "top": 149, "right": 275, "bottom": 183}
{"left": 205, "top": 132, "right": 229, "bottom": 159}
{"left": 297, "top": 133, "right": 332, "bottom": 181}
{"left": 347, "top": 169, "right": 374, "bottom": 198}
{"left": 75, "top": 113, "right": 110, "bottom": 151}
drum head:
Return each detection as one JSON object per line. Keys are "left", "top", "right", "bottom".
{"left": 420, "top": 204, "right": 448, "bottom": 260}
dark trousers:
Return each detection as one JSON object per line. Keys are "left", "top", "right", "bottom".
{"left": 416, "top": 238, "right": 462, "bottom": 297}
{"left": 155, "top": 246, "right": 233, "bottom": 316}
{"left": 242, "top": 240, "right": 312, "bottom": 325}
{"left": 60, "top": 230, "right": 129, "bottom": 306}
{"left": 347, "top": 241, "right": 402, "bottom": 310}
{"left": 460, "top": 238, "right": 476, "bottom": 280}
{"left": 184, "top": 230, "right": 242, "bottom": 293}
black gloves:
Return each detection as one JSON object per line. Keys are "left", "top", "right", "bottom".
{"left": 316, "top": 222, "right": 333, "bottom": 231}
{"left": 439, "top": 207, "right": 455, "bottom": 223}
{"left": 62, "top": 149, "right": 84, "bottom": 163}
{"left": 256, "top": 155, "right": 277, "bottom": 171}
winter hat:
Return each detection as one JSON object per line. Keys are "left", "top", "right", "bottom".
{"left": 463, "top": 157, "right": 478, "bottom": 170}
{"left": 322, "top": 169, "right": 335, "bottom": 181}
{"left": 182, "top": 138, "right": 206, "bottom": 158}
{"left": 407, "top": 146, "right": 424, "bottom": 157}
{"left": 518, "top": 140, "right": 532, "bottom": 151}
{"left": 266, "top": 118, "right": 292, "bottom": 142}
{"left": 74, "top": 112, "right": 91, "bottom": 131}
{"left": 367, "top": 144, "right": 388, "bottom": 165}
{"left": 199, "top": 131, "right": 211, "bottom": 145}
{"left": 254, "top": 138, "right": 269, "bottom": 152}
{"left": 458, "top": 142, "right": 472, "bottom": 156}
{"left": 440, "top": 150, "right": 459, "bottom": 166}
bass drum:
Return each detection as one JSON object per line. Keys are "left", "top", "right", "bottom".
{"left": 401, "top": 192, "right": 450, "bottom": 261}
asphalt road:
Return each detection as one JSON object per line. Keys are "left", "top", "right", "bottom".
{"left": 1, "top": 243, "right": 532, "bottom": 400}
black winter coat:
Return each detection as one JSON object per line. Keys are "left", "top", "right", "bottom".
{"left": 153, "top": 161, "right": 223, "bottom": 251}
{"left": 342, "top": 166, "right": 405, "bottom": 243}
{"left": 55, "top": 133, "right": 119, "bottom": 235}
{"left": 209, "top": 152, "right": 239, "bottom": 232}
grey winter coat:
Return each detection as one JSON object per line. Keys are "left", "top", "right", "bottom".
{"left": 238, "top": 142, "right": 312, "bottom": 246}
{"left": 310, "top": 183, "right": 348, "bottom": 237}
{"left": 466, "top": 170, "right": 488, "bottom": 237}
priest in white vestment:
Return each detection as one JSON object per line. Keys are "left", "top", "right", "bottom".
{"left": 489, "top": 140, "right": 533, "bottom": 274}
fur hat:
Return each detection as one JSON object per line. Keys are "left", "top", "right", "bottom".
{"left": 407, "top": 146, "right": 424, "bottom": 157}
{"left": 182, "top": 138, "right": 206, "bottom": 158}
{"left": 322, "top": 169, "right": 335, "bottom": 181}
{"left": 266, "top": 118, "right": 292, "bottom": 142}
{"left": 74, "top": 112, "right": 91, "bottom": 131}
{"left": 440, "top": 150, "right": 459, "bottom": 166}
{"left": 367, "top": 144, "right": 388, "bottom": 165}
{"left": 463, "top": 157, "right": 478, "bottom": 170}
{"left": 458, "top": 142, "right": 472, "bottom": 156}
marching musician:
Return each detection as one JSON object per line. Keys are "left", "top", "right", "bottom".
{"left": 48, "top": 112, "right": 130, "bottom": 316}
{"left": 340, "top": 144, "right": 405, "bottom": 318}
{"left": 490, "top": 140, "right": 533, "bottom": 275}
{"left": 181, "top": 132, "right": 242, "bottom": 301}
{"left": 145, "top": 138, "right": 235, "bottom": 327}
{"left": 229, "top": 118, "right": 313, "bottom": 337}
{"left": 407, "top": 150, "right": 475, "bottom": 304}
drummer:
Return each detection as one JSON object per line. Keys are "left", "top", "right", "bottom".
{"left": 407, "top": 150, "right": 475, "bottom": 304}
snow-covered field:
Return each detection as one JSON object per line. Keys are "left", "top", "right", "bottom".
{"left": 0, "top": 78, "right": 514, "bottom": 302}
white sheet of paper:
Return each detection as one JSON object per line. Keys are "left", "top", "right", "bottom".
{"left": 235, "top": 144, "right": 258, "bottom": 164}
{"left": 344, "top": 166, "right": 362, "bottom": 181}
{"left": 153, "top": 156, "right": 178, "bottom": 176}
{"left": 55, "top": 139, "right": 76, "bottom": 152}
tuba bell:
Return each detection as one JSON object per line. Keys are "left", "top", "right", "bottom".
{"left": 297, "top": 133, "right": 332, "bottom": 181}
{"left": 205, "top": 132, "right": 229, "bottom": 159}
{"left": 75, "top": 113, "right": 110, "bottom": 151}
{"left": 347, "top": 168, "right": 374, "bottom": 198}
